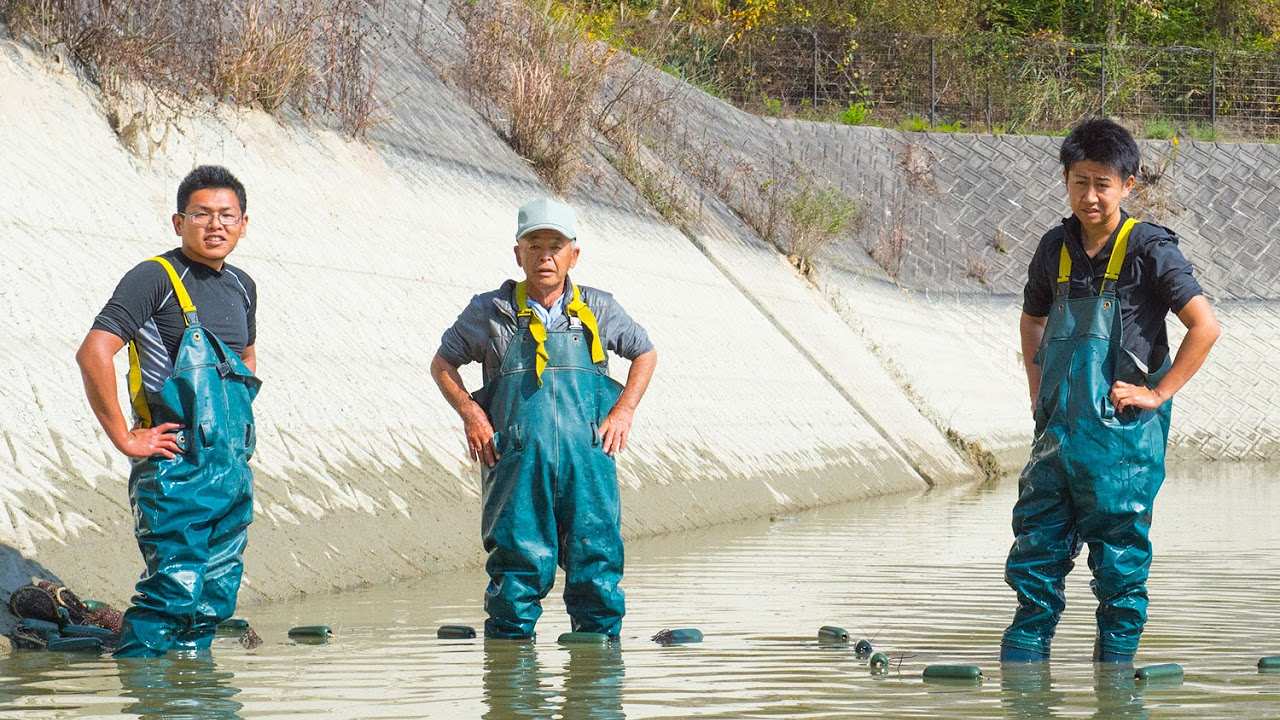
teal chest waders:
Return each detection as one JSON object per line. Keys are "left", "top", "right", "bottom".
{"left": 114, "top": 257, "right": 260, "bottom": 657}
{"left": 1002, "top": 219, "right": 1172, "bottom": 662}
{"left": 473, "top": 282, "right": 625, "bottom": 639}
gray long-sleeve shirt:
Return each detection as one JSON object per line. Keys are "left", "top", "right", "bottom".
{"left": 437, "top": 278, "right": 653, "bottom": 384}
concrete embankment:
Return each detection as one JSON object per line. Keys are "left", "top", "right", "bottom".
{"left": 651, "top": 95, "right": 1280, "bottom": 463}
{"left": 2, "top": 0, "right": 1277, "bottom": 618}
{"left": 0, "top": 15, "right": 953, "bottom": 615}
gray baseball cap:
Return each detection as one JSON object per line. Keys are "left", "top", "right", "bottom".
{"left": 516, "top": 197, "right": 578, "bottom": 241}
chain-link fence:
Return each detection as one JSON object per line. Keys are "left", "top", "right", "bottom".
{"left": 664, "top": 29, "right": 1280, "bottom": 137}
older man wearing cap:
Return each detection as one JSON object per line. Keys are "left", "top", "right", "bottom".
{"left": 430, "top": 197, "right": 658, "bottom": 640}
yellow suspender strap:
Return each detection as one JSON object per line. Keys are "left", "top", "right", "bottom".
{"left": 1056, "top": 217, "right": 1138, "bottom": 289}
{"left": 149, "top": 256, "right": 198, "bottom": 326}
{"left": 127, "top": 257, "right": 200, "bottom": 427}
{"left": 1057, "top": 244, "right": 1072, "bottom": 285}
{"left": 565, "top": 284, "right": 607, "bottom": 365}
{"left": 1103, "top": 218, "right": 1137, "bottom": 282}
{"left": 128, "top": 342, "right": 152, "bottom": 428}
{"left": 514, "top": 281, "right": 606, "bottom": 386}
{"left": 514, "top": 281, "right": 550, "bottom": 386}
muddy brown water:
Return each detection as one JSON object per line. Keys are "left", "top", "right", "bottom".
{"left": 2, "top": 461, "right": 1277, "bottom": 718}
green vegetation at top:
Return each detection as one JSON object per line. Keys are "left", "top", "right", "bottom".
{"left": 558, "top": 0, "right": 1280, "bottom": 140}
{"left": 566, "top": 0, "right": 1280, "bottom": 49}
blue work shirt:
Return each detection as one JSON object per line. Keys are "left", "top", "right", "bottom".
{"left": 528, "top": 292, "right": 567, "bottom": 327}
{"left": 1022, "top": 211, "right": 1203, "bottom": 369}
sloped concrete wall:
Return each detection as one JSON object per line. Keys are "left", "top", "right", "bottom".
{"left": 0, "top": 22, "right": 941, "bottom": 614}
{"left": 658, "top": 75, "right": 1280, "bottom": 465}
{"left": 4, "top": 0, "right": 1276, "bottom": 619}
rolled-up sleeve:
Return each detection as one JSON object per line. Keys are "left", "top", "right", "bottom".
{"left": 1021, "top": 234, "right": 1056, "bottom": 318}
{"left": 1146, "top": 235, "right": 1203, "bottom": 313}
{"left": 437, "top": 295, "right": 490, "bottom": 368}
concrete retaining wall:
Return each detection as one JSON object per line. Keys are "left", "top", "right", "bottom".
{"left": 0, "top": 22, "right": 938, "bottom": 614}
{"left": 2, "top": 0, "right": 1276, "bottom": 618}
{"left": 657, "top": 72, "right": 1280, "bottom": 464}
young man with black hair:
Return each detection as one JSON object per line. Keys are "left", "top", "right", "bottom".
{"left": 77, "top": 165, "right": 261, "bottom": 657}
{"left": 1000, "top": 118, "right": 1220, "bottom": 664}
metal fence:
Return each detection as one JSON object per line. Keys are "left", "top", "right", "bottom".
{"left": 665, "top": 29, "right": 1280, "bottom": 137}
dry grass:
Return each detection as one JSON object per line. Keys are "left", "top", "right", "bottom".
{"left": 217, "top": 0, "right": 323, "bottom": 111}
{"left": 866, "top": 141, "right": 939, "bottom": 282}
{"left": 596, "top": 55, "right": 695, "bottom": 224}
{"left": 964, "top": 254, "right": 991, "bottom": 285}
{"left": 1128, "top": 139, "right": 1182, "bottom": 223}
{"left": 869, "top": 205, "right": 909, "bottom": 281}
{"left": 1, "top": 0, "right": 387, "bottom": 141}
{"left": 675, "top": 139, "right": 864, "bottom": 273}
{"left": 453, "top": 0, "right": 615, "bottom": 192}
{"left": 450, "top": 0, "right": 691, "bottom": 199}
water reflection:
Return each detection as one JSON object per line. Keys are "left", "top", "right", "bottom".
{"left": 1092, "top": 664, "right": 1146, "bottom": 720}
{"left": 562, "top": 644, "right": 625, "bottom": 720}
{"left": 0, "top": 464, "right": 1275, "bottom": 718}
{"left": 117, "top": 654, "right": 243, "bottom": 720}
{"left": 482, "top": 641, "right": 549, "bottom": 719}
{"left": 1000, "top": 662, "right": 1063, "bottom": 719}
{"left": 481, "top": 640, "right": 625, "bottom": 720}
{"left": 0, "top": 650, "right": 107, "bottom": 711}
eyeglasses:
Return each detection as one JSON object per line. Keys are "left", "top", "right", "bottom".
{"left": 179, "top": 211, "right": 243, "bottom": 227}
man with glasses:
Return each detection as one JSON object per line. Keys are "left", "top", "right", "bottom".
{"left": 77, "top": 165, "right": 261, "bottom": 656}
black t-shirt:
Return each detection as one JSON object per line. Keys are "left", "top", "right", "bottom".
{"left": 92, "top": 248, "right": 256, "bottom": 391}
{"left": 1022, "top": 212, "right": 1203, "bottom": 369}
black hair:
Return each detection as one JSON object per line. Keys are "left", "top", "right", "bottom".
{"left": 176, "top": 165, "right": 247, "bottom": 214}
{"left": 1059, "top": 118, "right": 1140, "bottom": 179}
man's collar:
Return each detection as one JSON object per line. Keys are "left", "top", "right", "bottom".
{"left": 172, "top": 247, "right": 224, "bottom": 276}
{"left": 1062, "top": 210, "right": 1130, "bottom": 263}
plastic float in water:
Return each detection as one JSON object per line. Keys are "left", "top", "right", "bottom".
{"left": 60, "top": 624, "right": 116, "bottom": 641}
{"left": 923, "top": 665, "right": 984, "bottom": 682}
{"left": 46, "top": 637, "right": 103, "bottom": 652}
{"left": 558, "top": 632, "right": 610, "bottom": 645}
{"left": 437, "top": 625, "right": 477, "bottom": 639}
{"left": 216, "top": 618, "right": 250, "bottom": 635}
{"left": 1135, "top": 663, "right": 1184, "bottom": 682}
{"left": 817, "top": 626, "right": 850, "bottom": 643}
{"left": 288, "top": 626, "right": 333, "bottom": 645}
{"left": 652, "top": 628, "right": 703, "bottom": 645}
{"left": 869, "top": 652, "right": 890, "bottom": 672}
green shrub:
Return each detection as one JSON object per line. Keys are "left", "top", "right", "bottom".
{"left": 786, "top": 183, "right": 864, "bottom": 269}
{"left": 897, "top": 115, "right": 928, "bottom": 132}
{"left": 1185, "top": 122, "right": 1219, "bottom": 141}
{"left": 1143, "top": 119, "right": 1178, "bottom": 139}
{"left": 840, "top": 102, "right": 870, "bottom": 125}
